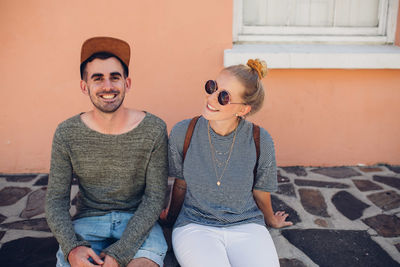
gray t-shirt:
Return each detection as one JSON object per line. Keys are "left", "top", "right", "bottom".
{"left": 168, "top": 116, "right": 277, "bottom": 228}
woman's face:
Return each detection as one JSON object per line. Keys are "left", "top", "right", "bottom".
{"left": 202, "top": 70, "right": 249, "bottom": 122}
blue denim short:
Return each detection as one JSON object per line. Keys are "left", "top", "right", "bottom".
{"left": 56, "top": 211, "right": 167, "bottom": 266}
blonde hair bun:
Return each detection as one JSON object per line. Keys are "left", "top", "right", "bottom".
{"left": 247, "top": 59, "right": 268, "bottom": 79}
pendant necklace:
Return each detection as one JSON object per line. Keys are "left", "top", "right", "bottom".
{"left": 208, "top": 121, "right": 238, "bottom": 186}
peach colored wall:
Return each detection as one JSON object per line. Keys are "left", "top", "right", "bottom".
{"left": 252, "top": 70, "right": 400, "bottom": 167}
{"left": 0, "top": 0, "right": 399, "bottom": 173}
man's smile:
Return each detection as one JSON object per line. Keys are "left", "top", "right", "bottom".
{"left": 97, "top": 91, "right": 119, "bottom": 101}
{"left": 100, "top": 93, "right": 117, "bottom": 99}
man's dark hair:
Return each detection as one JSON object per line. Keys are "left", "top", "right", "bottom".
{"left": 80, "top": 52, "right": 129, "bottom": 80}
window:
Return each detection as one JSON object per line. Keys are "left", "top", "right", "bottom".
{"left": 226, "top": 0, "right": 400, "bottom": 68}
{"left": 233, "top": 0, "right": 399, "bottom": 44}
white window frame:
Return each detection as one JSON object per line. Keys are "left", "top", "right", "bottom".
{"left": 233, "top": 0, "right": 399, "bottom": 44}
{"left": 226, "top": 0, "right": 400, "bottom": 69}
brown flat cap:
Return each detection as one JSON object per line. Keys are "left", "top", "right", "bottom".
{"left": 81, "top": 36, "right": 130, "bottom": 67}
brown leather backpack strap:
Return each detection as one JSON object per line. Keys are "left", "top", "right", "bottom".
{"left": 252, "top": 123, "right": 261, "bottom": 187}
{"left": 183, "top": 116, "right": 201, "bottom": 161}
{"left": 253, "top": 124, "right": 261, "bottom": 162}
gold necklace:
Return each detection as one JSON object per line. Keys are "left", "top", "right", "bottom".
{"left": 207, "top": 121, "right": 238, "bottom": 186}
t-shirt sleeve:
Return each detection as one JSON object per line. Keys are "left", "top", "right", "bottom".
{"left": 168, "top": 119, "right": 191, "bottom": 180}
{"left": 253, "top": 127, "right": 278, "bottom": 192}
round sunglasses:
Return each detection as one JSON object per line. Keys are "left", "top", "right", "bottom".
{"left": 205, "top": 80, "right": 245, "bottom": 106}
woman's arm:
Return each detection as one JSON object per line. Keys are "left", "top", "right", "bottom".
{"left": 253, "top": 189, "right": 293, "bottom": 228}
{"left": 160, "top": 178, "right": 187, "bottom": 227}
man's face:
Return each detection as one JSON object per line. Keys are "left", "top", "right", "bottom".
{"left": 81, "top": 57, "right": 131, "bottom": 113}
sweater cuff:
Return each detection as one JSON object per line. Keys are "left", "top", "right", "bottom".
{"left": 102, "top": 237, "right": 145, "bottom": 267}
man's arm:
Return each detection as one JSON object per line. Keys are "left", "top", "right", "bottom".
{"left": 102, "top": 125, "right": 168, "bottom": 267}
{"left": 45, "top": 128, "right": 92, "bottom": 263}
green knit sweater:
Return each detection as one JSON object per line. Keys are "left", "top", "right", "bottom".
{"left": 45, "top": 112, "right": 168, "bottom": 267}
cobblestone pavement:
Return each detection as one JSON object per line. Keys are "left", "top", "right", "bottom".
{"left": 0, "top": 165, "right": 399, "bottom": 267}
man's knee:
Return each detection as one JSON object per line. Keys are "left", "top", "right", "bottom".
{"left": 128, "top": 257, "right": 159, "bottom": 267}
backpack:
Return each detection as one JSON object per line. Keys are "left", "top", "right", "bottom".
{"left": 182, "top": 116, "right": 261, "bottom": 186}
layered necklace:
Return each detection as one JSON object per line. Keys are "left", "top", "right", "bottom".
{"left": 207, "top": 121, "right": 238, "bottom": 187}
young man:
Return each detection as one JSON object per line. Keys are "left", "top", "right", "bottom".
{"left": 46, "top": 36, "right": 168, "bottom": 267}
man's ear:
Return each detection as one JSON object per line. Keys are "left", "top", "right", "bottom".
{"left": 80, "top": 80, "right": 89, "bottom": 95}
{"left": 125, "top": 77, "right": 132, "bottom": 93}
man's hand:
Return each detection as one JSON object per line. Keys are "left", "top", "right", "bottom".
{"left": 68, "top": 246, "right": 104, "bottom": 267}
{"left": 100, "top": 253, "right": 119, "bottom": 267}
{"left": 102, "top": 255, "right": 119, "bottom": 267}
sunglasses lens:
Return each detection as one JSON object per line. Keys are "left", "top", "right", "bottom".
{"left": 218, "top": 90, "right": 230, "bottom": 105}
{"left": 205, "top": 80, "right": 217, "bottom": 94}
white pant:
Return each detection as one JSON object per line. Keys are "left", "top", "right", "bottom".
{"left": 172, "top": 223, "right": 280, "bottom": 267}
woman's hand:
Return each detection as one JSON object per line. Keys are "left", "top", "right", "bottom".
{"left": 159, "top": 208, "right": 168, "bottom": 220}
{"left": 159, "top": 178, "right": 187, "bottom": 228}
{"left": 267, "top": 211, "right": 293, "bottom": 228}
{"left": 159, "top": 208, "right": 173, "bottom": 227}
{"left": 253, "top": 190, "right": 293, "bottom": 229}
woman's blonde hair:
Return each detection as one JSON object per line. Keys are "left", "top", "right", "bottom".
{"left": 224, "top": 59, "right": 268, "bottom": 116}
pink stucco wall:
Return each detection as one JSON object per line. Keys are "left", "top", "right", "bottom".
{"left": 1, "top": 0, "right": 399, "bottom": 173}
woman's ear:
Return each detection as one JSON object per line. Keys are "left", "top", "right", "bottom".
{"left": 239, "top": 105, "right": 252, "bottom": 117}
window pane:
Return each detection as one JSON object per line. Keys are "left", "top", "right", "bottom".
{"left": 243, "top": 0, "right": 380, "bottom": 27}
{"left": 266, "top": 0, "right": 292, "bottom": 26}
{"left": 289, "top": 0, "right": 334, "bottom": 26}
{"left": 243, "top": 0, "right": 261, "bottom": 25}
{"left": 244, "top": 0, "right": 291, "bottom": 26}
{"left": 335, "top": 0, "right": 379, "bottom": 27}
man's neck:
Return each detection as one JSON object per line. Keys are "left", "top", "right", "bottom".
{"left": 81, "top": 107, "right": 145, "bottom": 135}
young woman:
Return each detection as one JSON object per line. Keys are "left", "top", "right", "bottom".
{"left": 161, "top": 59, "right": 292, "bottom": 267}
